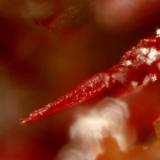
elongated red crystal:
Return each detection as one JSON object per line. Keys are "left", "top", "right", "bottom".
{"left": 21, "top": 31, "right": 160, "bottom": 124}
{"left": 21, "top": 72, "right": 108, "bottom": 124}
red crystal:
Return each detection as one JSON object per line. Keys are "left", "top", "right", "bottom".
{"left": 21, "top": 32, "right": 160, "bottom": 124}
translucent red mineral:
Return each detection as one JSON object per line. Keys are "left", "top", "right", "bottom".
{"left": 21, "top": 30, "right": 160, "bottom": 124}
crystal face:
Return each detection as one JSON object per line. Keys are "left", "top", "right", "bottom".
{"left": 21, "top": 31, "right": 160, "bottom": 124}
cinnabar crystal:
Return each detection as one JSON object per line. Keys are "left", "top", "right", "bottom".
{"left": 21, "top": 31, "right": 160, "bottom": 124}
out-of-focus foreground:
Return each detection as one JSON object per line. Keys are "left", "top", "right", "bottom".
{"left": 1, "top": 0, "right": 160, "bottom": 160}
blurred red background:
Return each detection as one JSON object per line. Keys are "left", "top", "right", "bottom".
{"left": 1, "top": 0, "right": 160, "bottom": 159}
